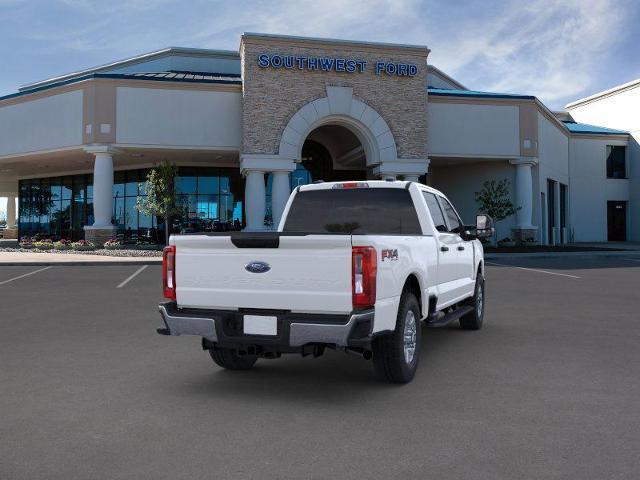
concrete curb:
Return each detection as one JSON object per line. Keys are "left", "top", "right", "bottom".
{"left": 485, "top": 251, "right": 640, "bottom": 260}
{"left": 0, "top": 260, "right": 162, "bottom": 266}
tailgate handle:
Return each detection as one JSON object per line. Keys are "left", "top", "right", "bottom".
{"left": 230, "top": 233, "right": 280, "bottom": 248}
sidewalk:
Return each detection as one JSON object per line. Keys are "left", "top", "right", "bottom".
{"left": 0, "top": 251, "right": 162, "bottom": 266}
{"left": 486, "top": 250, "right": 640, "bottom": 260}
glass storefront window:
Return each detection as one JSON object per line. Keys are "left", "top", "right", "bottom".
{"left": 18, "top": 166, "right": 244, "bottom": 241}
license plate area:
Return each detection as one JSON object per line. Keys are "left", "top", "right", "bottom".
{"left": 243, "top": 315, "right": 278, "bottom": 336}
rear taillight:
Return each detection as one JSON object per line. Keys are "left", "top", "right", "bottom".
{"left": 163, "top": 245, "right": 176, "bottom": 300}
{"left": 352, "top": 246, "right": 377, "bottom": 309}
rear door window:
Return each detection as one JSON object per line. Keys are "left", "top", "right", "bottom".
{"left": 438, "top": 196, "right": 463, "bottom": 234}
{"left": 422, "top": 192, "right": 448, "bottom": 232}
{"left": 283, "top": 187, "right": 422, "bottom": 234}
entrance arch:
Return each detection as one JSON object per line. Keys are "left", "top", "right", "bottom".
{"left": 241, "top": 86, "right": 428, "bottom": 230}
{"left": 278, "top": 86, "right": 398, "bottom": 169}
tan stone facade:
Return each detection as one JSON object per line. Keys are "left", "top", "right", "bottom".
{"left": 240, "top": 34, "right": 429, "bottom": 161}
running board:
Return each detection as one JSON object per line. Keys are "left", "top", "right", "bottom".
{"left": 425, "top": 305, "right": 474, "bottom": 327}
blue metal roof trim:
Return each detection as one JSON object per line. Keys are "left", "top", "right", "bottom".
{"left": 562, "top": 121, "right": 628, "bottom": 135}
{"left": 0, "top": 72, "right": 242, "bottom": 102}
{"left": 428, "top": 87, "right": 535, "bottom": 100}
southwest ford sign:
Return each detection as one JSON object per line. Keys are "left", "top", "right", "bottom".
{"left": 257, "top": 54, "right": 418, "bottom": 77}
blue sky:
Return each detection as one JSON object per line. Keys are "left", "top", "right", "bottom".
{"left": 1, "top": 0, "right": 639, "bottom": 109}
{"left": 1, "top": 0, "right": 640, "bottom": 215}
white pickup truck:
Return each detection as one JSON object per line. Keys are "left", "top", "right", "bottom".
{"left": 158, "top": 180, "right": 494, "bottom": 383}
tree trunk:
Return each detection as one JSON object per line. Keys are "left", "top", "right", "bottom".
{"left": 164, "top": 214, "right": 170, "bottom": 245}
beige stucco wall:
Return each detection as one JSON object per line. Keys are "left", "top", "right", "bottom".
{"left": 116, "top": 86, "right": 242, "bottom": 148}
{"left": 240, "top": 35, "right": 428, "bottom": 160}
{"left": 0, "top": 90, "right": 83, "bottom": 157}
{"left": 427, "top": 101, "right": 520, "bottom": 157}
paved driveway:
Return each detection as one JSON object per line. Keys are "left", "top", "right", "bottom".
{"left": 1, "top": 257, "right": 639, "bottom": 479}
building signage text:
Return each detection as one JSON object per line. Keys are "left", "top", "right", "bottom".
{"left": 257, "top": 53, "right": 418, "bottom": 77}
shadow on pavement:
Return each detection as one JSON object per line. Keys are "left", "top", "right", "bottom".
{"left": 161, "top": 323, "right": 468, "bottom": 404}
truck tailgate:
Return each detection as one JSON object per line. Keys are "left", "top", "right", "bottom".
{"left": 173, "top": 234, "right": 353, "bottom": 313}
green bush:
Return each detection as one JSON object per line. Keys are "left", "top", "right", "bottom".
{"left": 71, "top": 240, "right": 96, "bottom": 251}
{"left": 54, "top": 240, "right": 73, "bottom": 250}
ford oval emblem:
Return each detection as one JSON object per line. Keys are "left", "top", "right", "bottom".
{"left": 245, "top": 261, "right": 271, "bottom": 274}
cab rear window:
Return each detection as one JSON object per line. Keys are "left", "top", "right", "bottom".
{"left": 283, "top": 188, "right": 422, "bottom": 234}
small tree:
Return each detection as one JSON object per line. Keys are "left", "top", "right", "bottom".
{"left": 474, "top": 179, "right": 519, "bottom": 244}
{"left": 136, "top": 161, "right": 181, "bottom": 244}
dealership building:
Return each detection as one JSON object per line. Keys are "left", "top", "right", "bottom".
{"left": 0, "top": 33, "right": 637, "bottom": 244}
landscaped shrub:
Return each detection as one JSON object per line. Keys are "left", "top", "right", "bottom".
{"left": 136, "top": 241, "right": 161, "bottom": 251}
{"left": 33, "top": 239, "right": 54, "bottom": 250}
{"left": 19, "top": 236, "right": 34, "bottom": 249}
{"left": 54, "top": 239, "right": 73, "bottom": 250}
{"left": 71, "top": 240, "right": 96, "bottom": 251}
{"left": 104, "top": 239, "right": 123, "bottom": 250}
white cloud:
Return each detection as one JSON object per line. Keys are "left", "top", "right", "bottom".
{"left": 427, "top": 0, "right": 628, "bottom": 107}
{"left": 3, "top": 0, "right": 635, "bottom": 109}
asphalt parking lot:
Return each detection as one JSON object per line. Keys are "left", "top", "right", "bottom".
{"left": 1, "top": 256, "right": 639, "bottom": 479}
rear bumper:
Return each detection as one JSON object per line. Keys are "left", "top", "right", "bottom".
{"left": 157, "top": 302, "right": 375, "bottom": 351}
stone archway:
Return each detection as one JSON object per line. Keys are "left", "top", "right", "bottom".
{"left": 240, "top": 86, "right": 429, "bottom": 230}
{"left": 278, "top": 86, "right": 398, "bottom": 169}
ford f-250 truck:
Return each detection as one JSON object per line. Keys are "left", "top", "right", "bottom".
{"left": 157, "top": 180, "right": 494, "bottom": 383}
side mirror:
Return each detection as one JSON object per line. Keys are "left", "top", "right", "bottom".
{"left": 475, "top": 214, "right": 495, "bottom": 240}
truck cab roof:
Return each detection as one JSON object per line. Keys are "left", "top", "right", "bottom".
{"left": 296, "top": 179, "right": 446, "bottom": 197}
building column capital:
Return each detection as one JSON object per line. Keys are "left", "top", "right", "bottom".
{"left": 509, "top": 157, "right": 538, "bottom": 166}
{"left": 372, "top": 158, "right": 430, "bottom": 180}
{"left": 240, "top": 154, "right": 295, "bottom": 176}
{"left": 83, "top": 144, "right": 122, "bottom": 156}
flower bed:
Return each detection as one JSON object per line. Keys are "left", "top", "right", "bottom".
{"left": 71, "top": 240, "right": 96, "bottom": 251}
{"left": 3, "top": 236, "right": 162, "bottom": 256}
{"left": 0, "top": 246, "right": 162, "bottom": 257}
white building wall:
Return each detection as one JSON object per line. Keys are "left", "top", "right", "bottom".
{"left": 430, "top": 161, "right": 516, "bottom": 240}
{"left": 536, "top": 113, "right": 570, "bottom": 242}
{"left": 0, "top": 90, "right": 83, "bottom": 156}
{"left": 115, "top": 87, "right": 242, "bottom": 148}
{"left": 427, "top": 103, "right": 520, "bottom": 157}
{"left": 567, "top": 85, "right": 639, "bottom": 241}
{"left": 569, "top": 137, "right": 629, "bottom": 242}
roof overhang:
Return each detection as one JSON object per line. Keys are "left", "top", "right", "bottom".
{"left": 19, "top": 47, "right": 240, "bottom": 93}
{"left": 565, "top": 78, "right": 640, "bottom": 109}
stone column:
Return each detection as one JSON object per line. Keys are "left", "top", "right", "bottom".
{"left": 241, "top": 154, "right": 296, "bottom": 231}
{"left": 6, "top": 195, "right": 16, "bottom": 229}
{"left": 83, "top": 146, "right": 118, "bottom": 245}
{"left": 2, "top": 194, "right": 18, "bottom": 240}
{"left": 510, "top": 158, "right": 538, "bottom": 242}
{"left": 271, "top": 171, "right": 290, "bottom": 229}
{"left": 244, "top": 170, "right": 266, "bottom": 231}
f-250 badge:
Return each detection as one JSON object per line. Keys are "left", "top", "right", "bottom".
{"left": 381, "top": 249, "right": 398, "bottom": 261}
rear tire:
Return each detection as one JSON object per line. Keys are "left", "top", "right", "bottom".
{"left": 209, "top": 348, "right": 257, "bottom": 370}
{"left": 460, "top": 275, "right": 484, "bottom": 330}
{"left": 372, "top": 292, "right": 421, "bottom": 383}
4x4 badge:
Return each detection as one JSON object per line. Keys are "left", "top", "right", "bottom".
{"left": 381, "top": 249, "right": 398, "bottom": 261}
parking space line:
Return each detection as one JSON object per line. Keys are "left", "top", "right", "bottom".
{"left": 116, "top": 265, "right": 149, "bottom": 289}
{"left": 485, "top": 261, "right": 581, "bottom": 279}
{"left": 0, "top": 266, "right": 53, "bottom": 286}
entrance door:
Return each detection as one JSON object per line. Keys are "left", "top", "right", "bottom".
{"left": 547, "top": 179, "right": 556, "bottom": 244}
{"left": 607, "top": 201, "right": 627, "bottom": 241}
